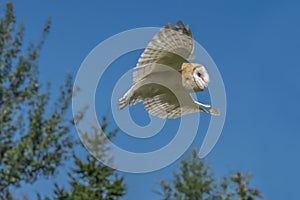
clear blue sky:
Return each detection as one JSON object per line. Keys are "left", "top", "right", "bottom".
{"left": 7, "top": 0, "right": 300, "bottom": 199}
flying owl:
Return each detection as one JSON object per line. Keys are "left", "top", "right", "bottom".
{"left": 119, "top": 20, "right": 220, "bottom": 119}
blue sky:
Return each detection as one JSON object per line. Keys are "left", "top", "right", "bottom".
{"left": 7, "top": 0, "right": 300, "bottom": 199}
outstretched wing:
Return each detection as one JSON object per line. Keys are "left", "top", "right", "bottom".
{"left": 143, "top": 89, "right": 199, "bottom": 119}
{"left": 133, "top": 20, "right": 194, "bottom": 83}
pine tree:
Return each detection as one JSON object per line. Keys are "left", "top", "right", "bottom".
{"left": 156, "top": 149, "right": 264, "bottom": 200}
{"left": 51, "top": 117, "right": 126, "bottom": 200}
{"left": 0, "top": 3, "right": 73, "bottom": 198}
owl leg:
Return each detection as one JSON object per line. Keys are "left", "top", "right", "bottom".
{"left": 195, "top": 101, "right": 219, "bottom": 115}
{"left": 194, "top": 101, "right": 211, "bottom": 108}
{"left": 198, "top": 102, "right": 211, "bottom": 108}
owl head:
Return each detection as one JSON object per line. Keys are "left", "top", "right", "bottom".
{"left": 182, "top": 63, "right": 210, "bottom": 92}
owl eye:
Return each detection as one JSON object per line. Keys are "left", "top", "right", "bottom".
{"left": 197, "top": 72, "right": 201, "bottom": 77}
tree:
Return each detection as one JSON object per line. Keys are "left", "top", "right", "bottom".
{"left": 0, "top": 2, "right": 73, "bottom": 198}
{"left": 0, "top": 3, "right": 125, "bottom": 199}
{"left": 156, "top": 149, "right": 264, "bottom": 200}
{"left": 51, "top": 117, "right": 126, "bottom": 200}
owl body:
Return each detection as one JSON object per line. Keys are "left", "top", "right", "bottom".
{"left": 119, "top": 21, "right": 220, "bottom": 118}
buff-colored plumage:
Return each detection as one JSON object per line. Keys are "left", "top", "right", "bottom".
{"left": 119, "top": 20, "right": 220, "bottom": 118}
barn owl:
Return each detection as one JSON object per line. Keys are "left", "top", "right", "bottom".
{"left": 119, "top": 20, "right": 220, "bottom": 118}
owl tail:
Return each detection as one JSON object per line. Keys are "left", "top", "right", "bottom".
{"left": 119, "top": 88, "right": 135, "bottom": 110}
{"left": 119, "top": 95, "right": 129, "bottom": 110}
{"left": 119, "top": 88, "right": 141, "bottom": 110}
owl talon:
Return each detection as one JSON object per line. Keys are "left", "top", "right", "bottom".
{"left": 199, "top": 106, "right": 220, "bottom": 116}
{"left": 208, "top": 108, "right": 220, "bottom": 116}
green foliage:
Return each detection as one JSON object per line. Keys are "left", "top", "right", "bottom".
{"left": 218, "top": 172, "right": 264, "bottom": 200}
{"left": 0, "top": 2, "right": 73, "bottom": 198}
{"left": 156, "top": 149, "right": 264, "bottom": 200}
{"left": 0, "top": 2, "right": 264, "bottom": 200}
{"left": 0, "top": 3, "right": 125, "bottom": 199}
{"left": 51, "top": 118, "right": 126, "bottom": 200}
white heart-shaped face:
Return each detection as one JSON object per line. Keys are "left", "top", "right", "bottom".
{"left": 193, "top": 65, "right": 210, "bottom": 90}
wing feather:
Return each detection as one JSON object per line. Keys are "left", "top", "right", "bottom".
{"left": 134, "top": 21, "right": 194, "bottom": 83}
{"left": 120, "top": 21, "right": 220, "bottom": 117}
{"left": 143, "top": 91, "right": 199, "bottom": 119}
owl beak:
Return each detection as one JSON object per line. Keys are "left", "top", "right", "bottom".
{"left": 202, "top": 81, "right": 208, "bottom": 88}
{"left": 201, "top": 75, "right": 209, "bottom": 87}
{"left": 197, "top": 77, "right": 208, "bottom": 89}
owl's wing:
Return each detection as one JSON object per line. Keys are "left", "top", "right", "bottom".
{"left": 143, "top": 89, "right": 199, "bottom": 119}
{"left": 134, "top": 20, "right": 194, "bottom": 83}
